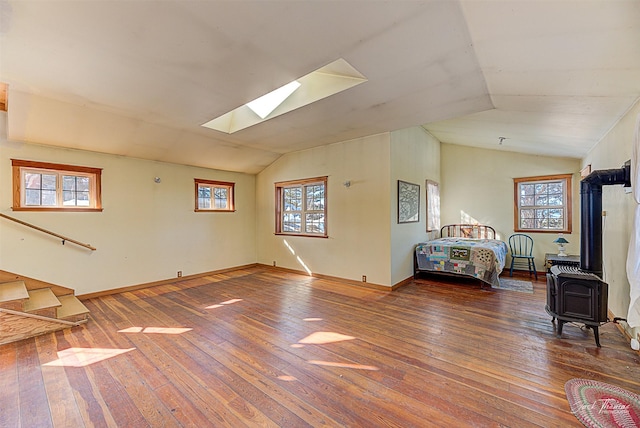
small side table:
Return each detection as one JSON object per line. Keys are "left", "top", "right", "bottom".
{"left": 545, "top": 253, "right": 580, "bottom": 271}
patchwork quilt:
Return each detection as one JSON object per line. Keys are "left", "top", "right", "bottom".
{"left": 415, "top": 237, "right": 508, "bottom": 287}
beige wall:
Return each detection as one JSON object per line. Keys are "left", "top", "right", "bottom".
{"left": 256, "top": 133, "right": 393, "bottom": 286}
{"left": 390, "top": 127, "right": 440, "bottom": 285}
{"left": 255, "top": 126, "right": 441, "bottom": 287}
{"left": 582, "top": 100, "right": 640, "bottom": 336}
{"left": 8, "top": 95, "right": 626, "bottom": 304}
{"left": 7, "top": 91, "right": 275, "bottom": 174}
{"left": 441, "top": 144, "right": 581, "bottom": 272}
{"left": 0, "top": 129, "right": 256, "bottom": 295}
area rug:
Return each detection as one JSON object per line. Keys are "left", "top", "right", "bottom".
{"left": 565, "top": 378, "right": 640, "bottom": 428}
{"left": 492, "top": 278, "right": 533, "bottom": 293}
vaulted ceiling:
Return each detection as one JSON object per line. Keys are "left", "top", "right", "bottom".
{"left": 1, "top": 1, "right": 639, "bottom": 174}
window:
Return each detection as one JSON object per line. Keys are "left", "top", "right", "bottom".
{"left": 275, "top": 177, "right": 327, "bottom": 237}
{"left": 12, "top": 159, "right": 102, "bottom": 212}
{"left": 514, "top": 174, "right": 572, "bottom": 233}
{"left": 426, "top": 180, "right": 440, "bottom": 232}
{"left": 195, "top": 179, "right": 235, "bottom": 212}
{"left": 0, "top": 82, "right": 7, "bottom": 112}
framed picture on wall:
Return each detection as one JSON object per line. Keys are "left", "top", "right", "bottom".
{"left": 398, "top": 180, "right": 420, "bottom": 223}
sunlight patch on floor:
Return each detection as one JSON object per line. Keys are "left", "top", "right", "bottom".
{"left": 277, "top": 375, "right": 298, "bottom": 381}
{"left": 308, "top": 360, "right": 379, "bottom": 371}
{"left": 43, "top": 347, "right": 135, "bottom": 367}
{"left": 206, "top": 298, "right": 243, "bottom": 309}
{"left": 118, "top": 326, "right": 193, "bottom": 334}
{"left": 298, "top": 331, "right": 355, "bottom": 345}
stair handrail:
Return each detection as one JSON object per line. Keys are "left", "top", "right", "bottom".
{"left": 0, "top": 213, "right": 96, "bottom": 251}
{"left": 0, "top": 307, "right": 88, "bottom": 327}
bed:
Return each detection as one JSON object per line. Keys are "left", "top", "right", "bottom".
{"left": 414, "top": 224, "right": 508, "bottom": 288}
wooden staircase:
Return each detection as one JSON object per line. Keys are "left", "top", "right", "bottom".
{"left": 0, "top": 275, "right": 89, "bottom": 345}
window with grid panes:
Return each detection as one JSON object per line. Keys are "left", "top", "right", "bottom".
{"left": 514, "top": 174, "right": 572, "bottom": 233}
{"left": 275, "top": 177, "right": 327, "bottom": 237}
{"left": 12, "top": 159, "right": 102, "bottom": 211}
{"left": 194, "top": 179, "right": 235, "bottom": 212}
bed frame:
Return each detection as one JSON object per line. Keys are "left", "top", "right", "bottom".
{"left": 440, "top": 224, "right": 496, "bottom": 239}
{"left": 414, "top": 223, "right": 503, "bottom": 288}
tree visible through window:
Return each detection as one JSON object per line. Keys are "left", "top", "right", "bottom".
{"left": 275, "top": 177, "right": 327, "bottom": 237}
{"left": 195, "top": 179, "right": 235, "bottom": 212}
{"left": 514, "top": 174, "right": 572, "bottom": 233}
{"left": 12, "top": 159, "right": 102, "bottom": 211}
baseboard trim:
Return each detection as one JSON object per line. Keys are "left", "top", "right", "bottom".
{"left": 392, "top": 276, "right": 414, "bottom": 290}
{"left": 257, "top": 264, "right": 398, "bottom": 291}
{"left": 609, "top": 308, "right": 632, "bottom": 340}
{"left": 78, "top": 263, "right": 259, "bottom": 300}
{"left": 78, "top": 263, "right": 412, "bottom": 300}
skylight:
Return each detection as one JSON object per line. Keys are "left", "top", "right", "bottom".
{"left": 202, "top": 58, "right": 367, "bottom": 134}
{"left": 246, "top": 80, "right": 301, "bottom": 119}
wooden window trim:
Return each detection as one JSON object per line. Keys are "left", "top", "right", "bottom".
{"left": 513, "top": 173, "right": 572, "bottom": 233}
{"left": 194, "top": 178, "right": 235, "bottom": 212}
{"left": 11, "top": 159, "right": 103, "bottom": 212}
{"left": 0, "top": 82, "right": 7, "bottom": 112}
{"left": 275, "top": 176, "right": 328, "bottom": 238}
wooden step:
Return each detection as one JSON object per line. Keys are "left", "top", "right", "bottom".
{"left": 0, "top": 270, "right": 76, "bottom": 296}
{"left": 56, "top": 295, "right": 90, "bottom": 321}
{"left": 0, "top": 312, "right": 71, "bottom": 346}
{"left": 24, "top": 288, "right": 61, "bottom": 318}
{"left": 0, "top": 280, "right": 29, "bottom": 311}
{"left": 0, "top": 275, "right": 89, "bottom": 345}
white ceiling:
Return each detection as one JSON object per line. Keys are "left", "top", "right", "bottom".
{"left": 1, "top": 0, "right": 639, "bottom": 174}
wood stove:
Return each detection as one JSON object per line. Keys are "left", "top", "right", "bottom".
{"left": 545, "top": 161, "right": 630, "bottom": 347}
{"left": 546, "top": 265, "right": 608, "bottom": 346}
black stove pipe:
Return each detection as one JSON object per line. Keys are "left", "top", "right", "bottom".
{"left": 580, "top": 161, "right": 631, "bottom": 278}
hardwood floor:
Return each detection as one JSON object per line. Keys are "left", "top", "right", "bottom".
{"left": 1, "top": 266, "right": 639, "bottom": 427}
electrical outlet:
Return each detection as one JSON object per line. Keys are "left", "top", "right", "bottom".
{"left": 177, "top": 271, "right": 182, "bottom": 277}
{"left": 362, "top": 275, "right": 367, "bottom": 282}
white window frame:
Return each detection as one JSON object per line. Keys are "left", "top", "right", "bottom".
{"left": 275, "top": 177, "right": 327, "bottom": 237}
{"left": 514, "top": 174, "right": 572, "bottom": 233}
{"left": 194, "top": 179, "right": 235, "bottom": 212}
{"left": 12, "top": 159, "right": 102, "bottom": 212}
{"left": 426, "top": 180, "right": 440, "bottom": 232}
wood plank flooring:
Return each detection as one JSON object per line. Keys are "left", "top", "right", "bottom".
{"left": 1, "top": 266, "right": 639, "bottom": 427}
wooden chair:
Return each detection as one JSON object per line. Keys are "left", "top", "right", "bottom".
{"left": 508, "top": 234, "right": 538, "bottom": 280}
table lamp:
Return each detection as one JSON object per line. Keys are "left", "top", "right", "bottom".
{"left": 553, "top": 235, "right": 569, "bottom": 257}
